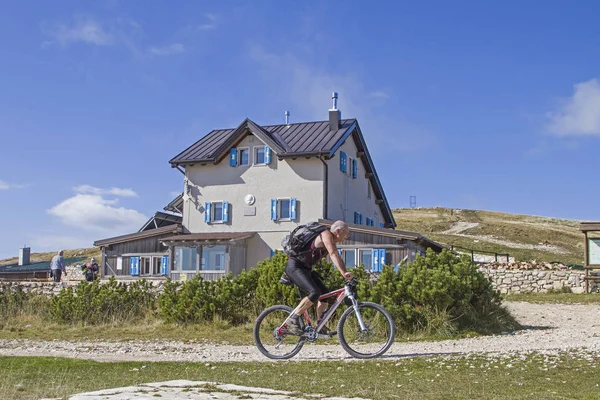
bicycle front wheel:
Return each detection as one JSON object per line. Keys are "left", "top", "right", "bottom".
{"left": 337, "top": 302, "right": 395, "bottom": 359}
{"left": 253, "top": 305, "right": 305, "bottom": 359}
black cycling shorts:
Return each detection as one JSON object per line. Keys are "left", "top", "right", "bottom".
{"left": 285, "top": 257, "right": 330, "bottom": 303}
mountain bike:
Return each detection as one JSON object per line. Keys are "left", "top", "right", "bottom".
{"left": 253, "top": 276, "right": 395, "bottom": 359}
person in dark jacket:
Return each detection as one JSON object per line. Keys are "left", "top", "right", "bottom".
{"left": 82, "top": 257, "right": 99, "bottom": 282}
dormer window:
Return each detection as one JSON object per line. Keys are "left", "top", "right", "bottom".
{"left": 230, "top": 146, "right": 271, "bottom": 167}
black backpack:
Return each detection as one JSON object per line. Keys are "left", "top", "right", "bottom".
{"left": 281, "top": 222, "right": 328, "bottom": 258}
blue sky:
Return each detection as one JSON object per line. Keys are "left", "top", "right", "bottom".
{"left": 1, "top": 0, "right": 599, "bottom": 259}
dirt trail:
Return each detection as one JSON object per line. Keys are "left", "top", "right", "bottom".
{"left": 2, "top": 302, "right": 599, "bottom": 363}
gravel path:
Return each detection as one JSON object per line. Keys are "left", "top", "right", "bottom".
{"left": 3, "top": 302, "right": 600, "bottom": 363}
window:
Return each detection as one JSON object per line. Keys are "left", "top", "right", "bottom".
{"left": 140, "top": 257, "right": 151, "bottom": 275}
{"left": 175, "top": 246, "right": 199, "bottom": 271}
{"left": 279, "top": 199, "right": 291, "bottom": 219}
{"left": 346, "top": 156, "right": 354, "bottom": 177}
{"left": 271, "top": 197, "right": 297, "bottom": 221}
{"left": 359, "top": 249, "right": 372, "bottom": 270}
{"left": 201, "top": 245, "right": 227, "bottom": 271}
{"left": 343, "top": 250, "right": 356, "bottom": 269}
{"left": 255, "top": 146, "right": 266, "bottom": 165}
{"left": 213, "top": 202, "right": 223, "bottom": 222}
{"left": 239, "top": 147, "right": 249, "bottom": 166}
{"left": 205, "top": 201, "right": 229, "bottom": 223}
{"left": 152, "top": 257, "right": 162, "bottom": 275}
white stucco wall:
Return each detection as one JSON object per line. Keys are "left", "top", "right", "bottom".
{"left": 183, "top": 134, "right": 325, "bottom": 236}
{"left": 326, "top": 138, "right": 383, "bottom": 226}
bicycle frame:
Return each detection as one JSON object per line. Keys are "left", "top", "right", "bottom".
{"left": 278, "top": 281, "right": 368, "bottom": 336}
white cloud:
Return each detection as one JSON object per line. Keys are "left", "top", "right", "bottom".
{"left": 547, "top": 78, "right": 600, "bottom": 136}
{"left": 48, "top": 194, "right": 147, "bottom": 233}
{"left": 0, "top": 180, "right": 28, "bottom": 190}
{"left": 247, "top": 45, "right": 436, "bottom": 153}
{"left": 148, "top": 43, "right": 186, "bottom": 56}
{"left": 42, "top": 17, "right": 114, "bottom": 47}
{"left": 73, "top": 184, "right": 138, "bottom": 197}
{"left": 198, "top": 13, "right": 217, "bottom": 30}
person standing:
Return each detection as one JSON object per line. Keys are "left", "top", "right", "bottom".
{"left": 50, "top": 250, "right": 66, "bottom": 282}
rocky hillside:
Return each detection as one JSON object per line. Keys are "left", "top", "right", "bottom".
{"left": 393, "top": 207, "right": 584, "bottom": 265}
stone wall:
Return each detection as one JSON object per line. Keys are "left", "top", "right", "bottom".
{"left": 0, "top": 277, "right": 167, "bottom": 296}
{"left": 478, "top": 261, "right": 598, "bottom": 294}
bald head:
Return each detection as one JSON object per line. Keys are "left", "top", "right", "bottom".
{"left": 330, "top": 220, "right": 349, "bottom": 242}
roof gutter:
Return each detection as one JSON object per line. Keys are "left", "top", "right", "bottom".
{"left": 170, "top": 158, "right": 216, "bottom": 167}
{"left": 278, "top": 150, "right": 330, "bottom": 159}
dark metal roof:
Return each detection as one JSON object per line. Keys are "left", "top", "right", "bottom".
{"left": 139, "top": 211, "right": 183, "bottom": 232}
{"left": 168, "top": 117, "right": 395, "bottom": 228}
{"left": 164, "top": 194, "right": 183, "bottom": 214}
{"left": 169, "top": 118, "right": 355, "bottom": 165}
{"left": 94, "top": 224, "right": 182, "bottom": 247}
{"left": 161, "top": 232, "right": 254, "bottom": 242}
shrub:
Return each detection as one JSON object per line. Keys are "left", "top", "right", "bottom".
{"left": 158, "top": 267, "right": 260, "bottom": 324}
{"left": 50, "top": 277, "right": 157, "bottom": 325}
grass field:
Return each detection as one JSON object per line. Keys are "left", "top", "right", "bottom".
{"left": 393, "top": 207, "right": 584, "bottom": 265}
{"left": 2, "top": 351, "right": 599, "bottom": 400}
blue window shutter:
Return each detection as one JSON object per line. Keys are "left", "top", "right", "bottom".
{"left": 353, "top": 212, "right": 358, "bottom": 224}
{"left": 372, "top": 249, "right": 381, "bottom": 272}
{"left": 161, "top": 256, "right": 169, "bottom": 275}
{"left": 223, "top": 201, "right": 229, "bottom": 223}
{"left": 340, "top": 151, "right": 347, "bottom": 173}
{"left": 270, "top": 249, "right": 274, "bottom": 258}
{"left": 229, "top": 148, "right": 237, "bottom": 167}
{"left": 204, "top": 202, "right": 211, "bottom": 223}
{"left": 265, "top": 146, "right": 271, "bottom": 164}
{"left": 352, "top": 159, "right": 357, "bottom": 179}
{"left": 379, "top": 249, "right": 386, "bottom": 269}
{"left": 130, "top": 257, "right": 140, "bottom": 276}
{"left": 360, "top": 214, "right": 363, "bottom": 225}
{"left": 271, "top": 199, "right": 277, "bottom": 220}
{"left": 380, "top": 222, "right": 385, "bottom": 228}
{"left": 290, "top": 197, "right": 296, "bottom": 220}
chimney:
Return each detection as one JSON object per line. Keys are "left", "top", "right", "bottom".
{"left": 329, "top": 92, "right": 341, "bottom": 131}
{"left": 19, "top": 246, "right": 30, "bottom": 266}
{"left": 285, "top": 110, "right": 290, "bottom": 125}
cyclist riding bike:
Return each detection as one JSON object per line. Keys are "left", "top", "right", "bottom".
{"left": 283, "top": 220, "right": 353, "bottom": 335}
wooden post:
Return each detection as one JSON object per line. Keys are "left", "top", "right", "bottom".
{"left": 584, "top": 231, "right": 589, "bottom": 294}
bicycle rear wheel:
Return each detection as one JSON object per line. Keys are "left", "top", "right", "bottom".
{"left": 337, "top": 302, "right": 395, "bottom": 359}
{"left": 254, "top": 305, "right": 305, "bottom": 359}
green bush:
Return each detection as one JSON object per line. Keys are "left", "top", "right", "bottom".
{"left": 374, "top": 249, "right": 521, "bottom": 335}
{"left": 158, "top": 267, "right": 261, "bottom": 324}
{"left": 50, "top": 277, "right": 157, "bottom": 325}
{"left": 0, "top": 284, "right": 31, "bottom": 319}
